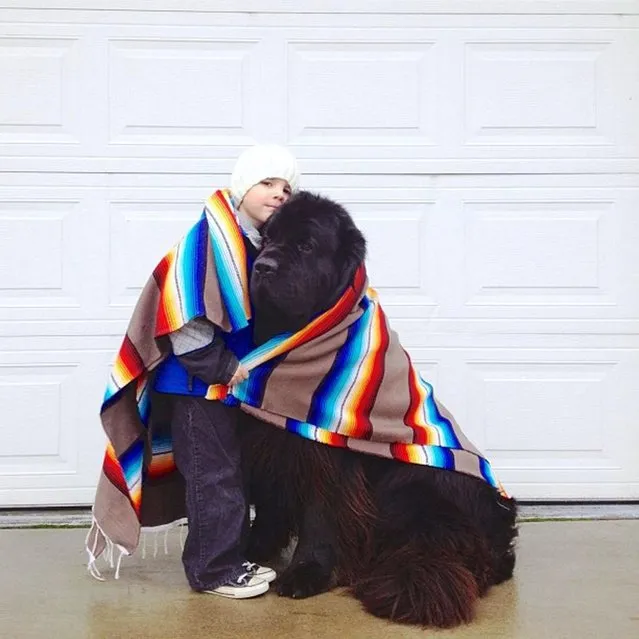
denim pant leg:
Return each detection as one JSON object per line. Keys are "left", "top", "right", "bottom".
{"left": 171, "top": 395, "right": 250, "bottom": 591}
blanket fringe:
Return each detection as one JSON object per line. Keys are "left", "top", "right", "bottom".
{"left": 85, "top": 515, "right": 108, "bottom": 582}
{"left": 85, "top": 514, "right": 130, "bottom": 582}
{"left": 86, "top": 514, "right": 187, "bottom": 582}
{"left": 86, "top": 516, "right": 189, "bottom": 581}
{"left": 140, "top": 517, "right": 188, "bottom": 560}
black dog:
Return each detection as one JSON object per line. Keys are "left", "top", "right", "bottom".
{"left": 241, "top": 192, "right": 517, "bottom": 628}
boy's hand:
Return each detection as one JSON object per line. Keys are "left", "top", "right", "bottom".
{"left": 228, "top": 363, "right": 249, "bottom": 387}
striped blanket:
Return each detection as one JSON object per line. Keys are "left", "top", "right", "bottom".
{"left": 86, "top": 188, "right": 505, "bottom": 578}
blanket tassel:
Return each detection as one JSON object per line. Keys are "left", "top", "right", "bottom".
{"left": 85, "top": 514, "right": 130, "bottom": 581}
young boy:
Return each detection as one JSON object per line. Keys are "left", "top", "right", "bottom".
{"left": 153, "top": 145, "right": 299, "bottom": 598}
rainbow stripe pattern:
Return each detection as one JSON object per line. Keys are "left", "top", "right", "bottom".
{"left": 231, "top": 286, "right": 500, "bottom": 492}
{"left": 100, "top": 190, "right": 250, "bottom": 516}
{"left": 99, "top": 189, "right": 504, "bottom": 521}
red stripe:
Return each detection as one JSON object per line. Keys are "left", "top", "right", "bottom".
{"left": 402, "top": 349, "right": 430, "bottom": 445}
{"left": 350, "top": 304, "right": 390, "bottom": 439}
{"left": 389, "top": 443, "right": 412, "bottom": 463}
{"left": 118, "top": 335, "right": 145, "bottom": 381}
{"left": 153, "top": 254, "right": 171, "bottom": 335}
{"left": 215, "top": 188, "right": 235, "bottom": 217}
{"left": 322, "top": 431, "right": 350, "bottom": 448}
{"left": 103, "top": 448, "right": 128, "bottom": 496}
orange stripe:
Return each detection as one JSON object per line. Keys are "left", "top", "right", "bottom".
{"left": 205, "top": 384, "right": 228, "bottom": 401}
{"left": 405, "top": 364, "right": 439, "bottom": 446}
{"left": 112, "top": 358, "right": 133, "bottom": 387}
{"left": 148, "top": 453, "right": 176, "bottom": 477}
{"left": 206, "top": 190, "right": 251, "bottom": 318}
{"left": 391, "top": 443, "right": 427, "bottom": 464}
{"left": 315, "top": 429, "right": 349, "bottom": 448}
{"left": 338, "top": 294, "right": 387, "bottom": 438}
{"left": 130, "top": 485, "right": 142, "bottom": 515}
{"left": 351, "top": 299, "right": 384, "bottom": 427}
{"left": 158, "top": 247, "right": 183, "bottom": 333}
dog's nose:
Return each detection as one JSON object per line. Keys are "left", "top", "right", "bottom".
{"left": 254, "top": 258, "right": 278, "bottom": 276}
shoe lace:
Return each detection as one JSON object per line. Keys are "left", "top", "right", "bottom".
{"left": 235, "top": 571, "right": 252, "bottom": 585}
{"left": 242, "top": 561, "right": 257, "bottom": 573}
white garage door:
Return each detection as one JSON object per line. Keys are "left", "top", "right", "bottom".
{"left": 1, "top": 1, "right": 638, "bottom": 505}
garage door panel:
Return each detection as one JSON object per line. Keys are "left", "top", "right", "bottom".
{"left": 461, "top": 199, "right": 617, "bottom": 309}
{"left": 468, "top": 359, "right": 614, "bottom": 456}
{"left": 107, "top": 37, "right": 268, "bottom": 148}
{"left": 492, "top": 350, "right": 638, "bottom": 500}
{"left": 0, "top": 362, "right": 79, "bottom": 472}
{"left": 321, "top": 184, "right": 636, "bottom": 321}
{"left": 455, "top": 190, "right": 636, "bottom": 319}
{"left": 403, "top": 347, "right": 639, "bottom": 500}
{"left": 463, "top": 40, "right": 613, "bottom": 149}
{"left": 0, "top": 189, "right": 111, "bottom": 322}
{"left": 0, "top": 34, "right": 86, "bottom": 146}
{"left": 1, "top": 17, "right": 638, "bottom": 167}
{"left": 0, "top": 185, "right": 213, "bottom": 322}
{"left": 108, "top": 198, "right": 204, "bottom": 307}
{"left": 344, "top": 200, "right": 436, "bottom": 309}
{"left": 286, "top": 40, "right": 437, "bottom": 147}
{"left": 0, "top": 347, "right": 110, "bottom": 506}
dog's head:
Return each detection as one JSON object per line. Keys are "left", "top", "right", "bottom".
{"left": 250, "top": 191, "right": 366, "bottom": 341}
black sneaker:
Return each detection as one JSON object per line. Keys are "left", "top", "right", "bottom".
{"left": 204, "top": 572, "right": 269, "bottom": 599}
{"left": 243, "top": 561, "right": 277, "bottom": 583}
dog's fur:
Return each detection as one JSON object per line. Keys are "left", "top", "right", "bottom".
{"left": 241, "top": 192, "right": 517, "bottom": 628}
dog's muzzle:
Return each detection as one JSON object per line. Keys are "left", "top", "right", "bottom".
{"left": 253, "top": 256, "right": 278, "bottom": 278}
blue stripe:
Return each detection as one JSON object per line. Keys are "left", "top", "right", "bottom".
{"left": 151, "top": 435, "right": 173, "bottom": 455}
{"left": 427, "top": 445, "right": 455, "bottom": 470}
{"left": 285, "top": 418, "right": 317, "bottom": 440}
{"left": 307, "top": 323, "right": 359, "bottom": 430}
{"left": 120, "top": 439, "right": 144, "bottom": 489}
{"left": 232, "top": 352, "right": 285, "bottom": 407}
{"left": 104, "top": 375, "right": 118, "bottom": 403}
{"left": 242, "top": 331, "right": 291, "bottom": 368}
{"left": 219, "top": 267, "right": 245, "bottom": 329}
{"left": 479, "top": 457, "right": 499, "bottom": 488}
{"left": 138, "top": 379, "right": 151, "bottom": 427}
{"left": 307, "top": 299, "right": 373, "bottom": 432}
{"left": 422, "top": 379, "right": 462, "bottom": 449}
{"left": 207, "top": 211, "right": 248, "bottom": 331}
{"left": 178, "top": 216, "right": 207, "bottom": 321}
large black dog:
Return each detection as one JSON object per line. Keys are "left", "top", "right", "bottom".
{"left": 240, "top": 192, "right": 517, "bottom": 628}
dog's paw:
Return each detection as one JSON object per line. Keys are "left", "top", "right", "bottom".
{"left": 275, "top": 560, "right": 332, "bottom": 599}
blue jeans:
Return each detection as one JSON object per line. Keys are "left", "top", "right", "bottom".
{"left": 171, "top": 396, "right": 250, "bottom": 590}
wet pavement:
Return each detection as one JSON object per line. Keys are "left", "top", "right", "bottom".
{"left": 0, "top": 520, "right": 637, "bottom": 639}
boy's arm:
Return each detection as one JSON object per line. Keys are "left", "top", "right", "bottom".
{"left": 168, "top": 317, "right": 239, "bottom": 385}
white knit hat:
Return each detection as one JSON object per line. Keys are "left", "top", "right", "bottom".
{"left": 230, "top": 144, "right": 300, "bottom": 204}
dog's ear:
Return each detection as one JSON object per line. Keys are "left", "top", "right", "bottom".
{"left": 328, "top": 214, "right": 366, "bottom": 303}
{"left": 339, "top": 215, "right": 367, "bottom": 266}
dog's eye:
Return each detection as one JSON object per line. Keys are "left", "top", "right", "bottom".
{"left": 297, "top": 241, "right": 313, "bottom": 253}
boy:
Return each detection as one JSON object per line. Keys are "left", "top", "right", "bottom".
{"left": 153, "top": 145, "right": 300, "bottom": 598}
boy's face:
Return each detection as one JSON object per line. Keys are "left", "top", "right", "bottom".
{"left": 239, "top": 178, "right": 292, "bottom": 227}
